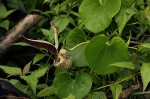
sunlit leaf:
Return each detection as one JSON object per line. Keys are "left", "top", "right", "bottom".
{"left": 21, "top": 75, "right": 38, "bottom": 94}
{"left": 31, "top": 67, "right": 48, "bottom": 78}
{"left": 0, "top": 65, "right": 22, "bottom": 76}
{"left": 140, "top": 63, "right": 150, "bottom": 91}
{"left": 37, "top": 86, "right": 55, "bottom": 97}
{"left": 9, "top": 79, "right": 29, "bottom": 93}
{"left": 33, "top": 54, "right": 46, "bottom": 64}
{"left": 109, "top": 61, "right": 135, "bottom": 69}
{"left": 110, "top": 84, "right": 122, "bottom": 99}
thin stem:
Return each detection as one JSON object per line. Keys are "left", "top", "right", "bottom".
{"left": 132, "top": 91, "right": 150, "bottom": 96}
{"left": 130, "top": 41, "right": 140, "bottom": 45}
{"left": 128, "top": 47, "right": 137, "bottom": 50}
{"left": 94, "top": 74, "right": 136, "bottom": 91}
{"left": 45, "top": 55, "right": 52, "bottom": 84}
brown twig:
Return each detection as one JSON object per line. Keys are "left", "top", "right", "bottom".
{"left": 119, "top": 76, "right": 141, "bottom": 99}
{"left": 0, "top": 13, "right": 42, "bottom": 55}
{"left": 119, "top": 84, "right": 141, "bottom": 99}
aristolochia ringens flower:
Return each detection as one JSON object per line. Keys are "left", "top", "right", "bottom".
{"left": 20, "top": 21, "right": 72, "bottom": 70}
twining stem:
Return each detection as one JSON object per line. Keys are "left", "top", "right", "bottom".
{"left": 50, "top": 21, "right": 59, "bottom": 50}
{"left": 94, "top": 73, "right": 137, "bottom": 91}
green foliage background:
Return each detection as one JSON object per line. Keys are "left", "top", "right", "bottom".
{"left": 0, "top": 0, "right": 150, "bottom": 98}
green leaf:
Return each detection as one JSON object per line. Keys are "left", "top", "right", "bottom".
{"left": 0, "top": 0, "right": 15, "bottom": 19}
{"left": 66, "top": 29, "right": 86, "bottom": 49}
{"left": 53, "top": 72, "right": 92, "bottom": 99}
{"left": 51, "top": 15, "right": 70, "bottom": 33}
{"left": 33, "top": 54, "right": 46, "bottom": 64}
{"left": 31, "top": 67, "right": 48, "bottom": 78}
{"left": 140, "top": 63, "right": 150, "bottom": 91}
{"left": 1, "top": 10, "right": 16, "bottom": 19}
{"left": 138, "top": 43, "right": 150, "bottom": 54}
{"left": 69, "top": 42, "right": 88, "bottom": 67}
{"left": 0, "top": 20, "right": 9, "bottom": 30}
{"left": 145, "top": 6, "right": 150, "bottom": 21}
{"left": 37, "top": 86, "right": 55, "bottom": 97}
{"left": 9, "top": 79, "right": 28, "bottom": 93}
{"left": 79, "top": 0, "right": 121, "bottom": 33}
{"left": 115, "top": 7, "right": 137, "bottom": 34}
{"left": 110, "top": 84, "right": 122, "bottom": 99}
{"left": 0, "top": 0, "right": 7, "bottom": 17}
{"left": 22, "top": 61, "right": 32, "bottom": 75}
{"left": 21, "top": 75, "right": 38, "bottom": 94}
{"left": 109, "top": 61, "right": 135, "bottom": 69}
{"left": 7, "top": 0, "right": 26, "bottom": 13}
{"left": 138, "top": 43, "right": 150, "bottom": 49}
{"left": 86, "top": 92, "right": 107, "bottom": 99}
{"left": 85, "top": 35, "right": 129, "bottom": 74}
{"left": 0, "top": 65, "right": 22, "bottom": 76}
{"left": 48, "top": 15, "right": 70, "bottom": 42}
{"left": 41, "top": 29, "right": 51, "bottom": 37}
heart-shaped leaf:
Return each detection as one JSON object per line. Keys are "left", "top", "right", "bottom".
{"left": 85, "top": 35, "right": 129, "bottom": 74}
{"left": 69, "top": 42, "right": 88, "bottom": 67}
{"left": 79, "top": 0, "right": 121, "bottom": 33}
{"left": 66, "top": 29, "right": 86, "bottom": 49}
{"left": 53, "top": 72, "right": 92, "bottom": 99}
